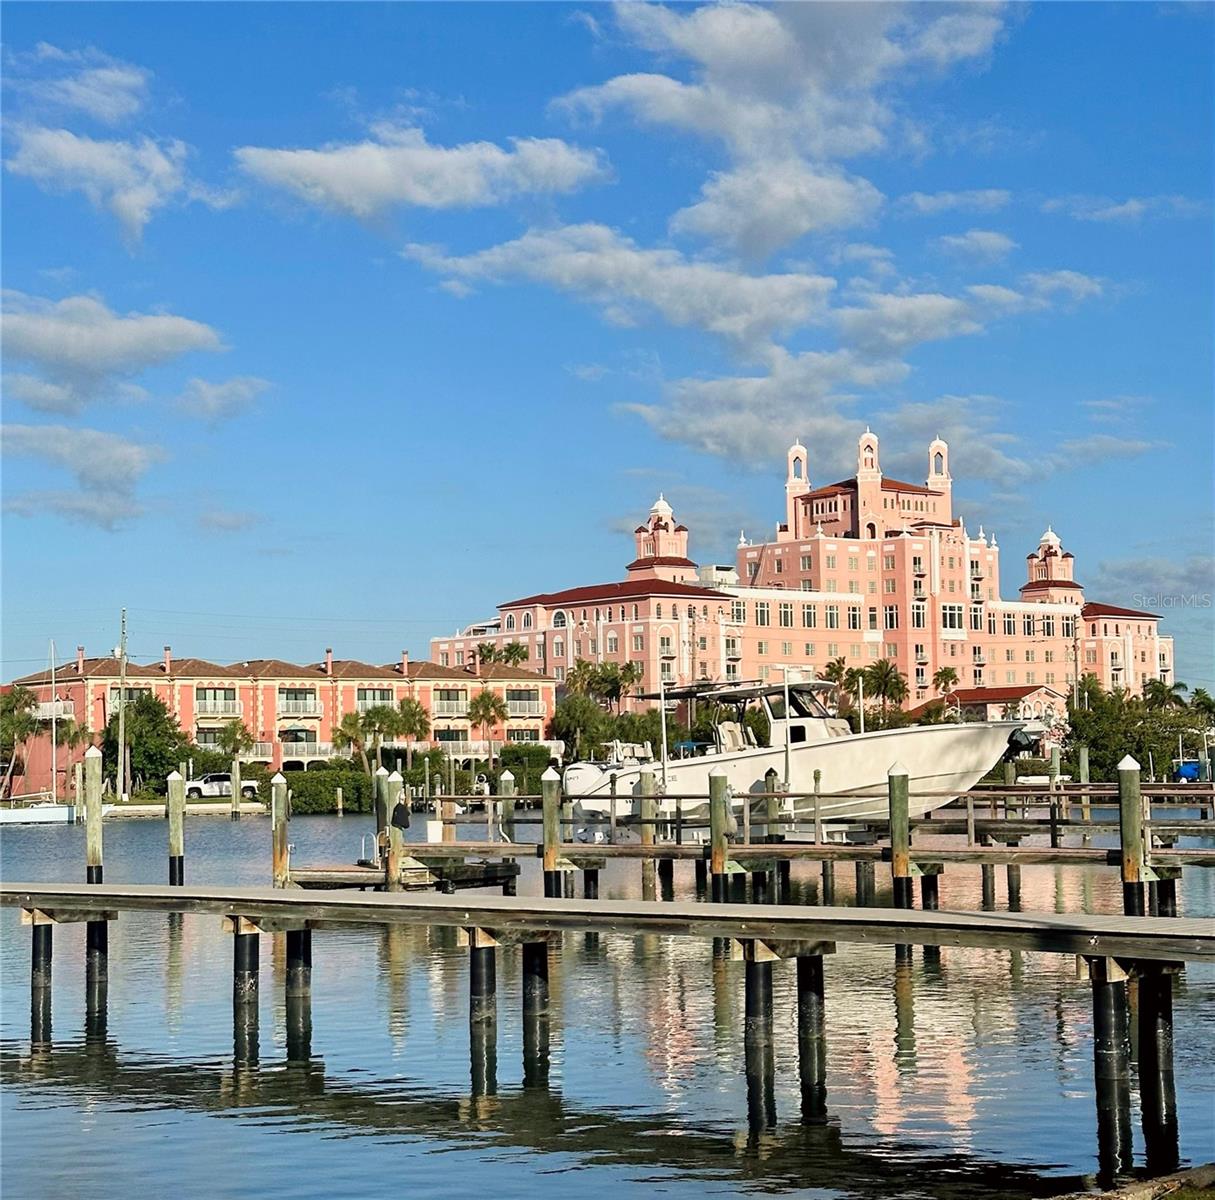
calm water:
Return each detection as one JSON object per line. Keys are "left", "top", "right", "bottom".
{"left": 1, "top": 812, "right": 1212, "bottom": 1199}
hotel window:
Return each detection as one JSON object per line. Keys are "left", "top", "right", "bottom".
{"left": 825, "top": 554, "right": 837, "bottom": 569}
{"left": 850, "top": 645, "right": 861, "bottom": 659}
{"left": 912, "top": 555, "right": 923, "bottom": 574}
{"left": 455, "top": 651, "right": 465, "bottom": 665}
{"left": 915, "top": 643, "right": 926, "bottom": 659}
{"left": 1026, "top": 671, "right": 1036, "bottom": 684}
{"left": 698, "top": 636, "right": 707, "bottom": 651}
{"left": 987, "top": 613, "right": 997, "bottom": 635}
{"left": 802, "top": 603, "right": 816, "bottom": 628}
{"left": 868, "top": 557, "right": 877, "bottom": 572}
{"left": 1006, "top": 649, "right": 1015, "bottom": 662}
{"left": 774, "top": 558, "right": 783, "bottom": 574}
{"left": 1086, "top": 648, "right": 1098, "bottom": 664}
{"left": 748, "top": 563, "right": 760, "bottom": 579}
{"left": 801, "top": 580, "right": 815, "bottom": 592}
{"left": 827, "top": 643, "right": 839, "bottom": 657}
{"left": 1062, "top": 615, "right": 1076, "bottom": 638}
{"left": 847, "top": 607, "right": 861, "bottom": 631}
{"left": 655, "top": 605, "right": 662, "bottom": 618}
{"left": 534, "top": 643, "right": 544, "bottom": 659}
{"left": 1046, "top": 672, "right": 1055, "bottom": 685}
{"left": 867, "top": 580, "right": 877, "bottom": 594}
{"left": 726, "top": 663, "right": 740, "bottom": 681}
{"left": 825, "top": 605, "right": 840, "bottom": 629}
{"left": 606, "top": 633, "right": 619, "bottom": 654}
{"left": 1006, "top": 671, "right": 1016, "bottom": 684}
{"left": 868, "top": 644, "right": 879, "bottom": 659}
{"left": 885, "top": 643, "right": 898, "bottom": 657}
{"left": 1004, "top": 613, "right": 1016, "bottom": 636}
{"left": 1045, "top": 650, "right": 1054, "bottom": 663}
{"left": 947, "top": 580, "right": 956, "bottom": 593}
{"left": 868, "top": 607, "right": 879, "bottom": 630}
{"left": 757, "top": 641, "right": 768, "bottom": 655}
{"left": 1023, "top": 615, "right": 1035, "bottom": 636}
{"left": 553, "top": 639, "right": 564, "bottom": 658}
{"left": 883, "top": 554, "right": 895, "bottom": 570}
{"left": 661, "top": 661, "right": 674, "bottom": 680}
{"left": 439, "top": 652, "right": 449, "bottom": 667}
{"left": 699, "top": 661, "right": 708, "bottom": 679}
{"left": 884, "top": 605, "right": 899, "bottom": 630}
{"left": 633, "top": 605, "right": 640, "bottom": 619}
{"left": 1043, "top": 615, "right": 1056, "bottom": 637}
{"left": 970, "top": 606, "right": 983, "bottom": 631}
{"left": 941, "top": 604, "right": 964, "bottom": 630}
{"left": 574, "top": 640, "right": 582, "bottom": 657}
{"left": 883, "top": 578, "right": 896, "bottom": 593}
{"left": 522, "top": 612, "right": 533, "bottom": 630}
{"left": 804, "top": 643, "right": 816, "bottom": 656}
{"left": 781, "top": 641, "right": 793, "bottom": 656}
{"left": 911, "top": 603, "right": 926, "bottom": 629}
{"left": 507, "top": 729, "right": 540, "bottom": 742}
{"left": 848, "top": 580, "right": 860, "bottom": 594}
{"left": 659, "top": 636, "right": 672, "bottom": 654}
{"left": 732, "top": 600, "right": 747, "bottom": 623}
{"left": 505, "top": 614, "right": 515, "bottom": 631}
{"left": 848, "top": 556, "right": 859, "bottom": 572}
{"left": 800, "top": 554, "right": 812, "bottom": 571}
{"left": 779, "top": 602, "right": 794, "bottom": 628}
{"left": 554, "top": 666, "right": 565, "bottom": 682}
{"left": 825, "top": 580, "right": 838, "bottom": 593}
{"left": 588, "top": 639, "right": 597, "bottom": 654}
{"left": 1025, "top": 649, "right": 1035, "bottom": 662}
{"left": 915, "top": 667, "right": 926, "bottom": 686}
{"left": 756, "top": 602, "right": 770, "bottom": 627}
{"left": 725, "top": 637, "right": 740, "bottom": 657}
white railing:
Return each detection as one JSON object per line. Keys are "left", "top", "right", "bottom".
{"left": 196, "top": 700, "right": 241, "bottom": 717}
{"left": 433, "top": 700, "right": 468, "bottom": 717}
{"left": 244, "top": 743, "right": 275, "bottom": 759}
{"left": 36, "top": 701, "right": 75, "bottom": 721}
{"left": 280, "top": 741, "right": 333, "bottom": 759}
{"left": 356, "top": 698, "right": 394, "bottom": 714}
{"left": 506, "top": 700, "right": 545, "bottom": 717}
{"left": 278, "top": 698, "right": 321, "bottom": 716}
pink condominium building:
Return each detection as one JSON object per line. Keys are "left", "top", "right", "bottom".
{"left": 433, "top": 429, "right": 1174, "bottom": 708}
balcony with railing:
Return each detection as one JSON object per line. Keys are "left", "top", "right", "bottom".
{"left": 433, "top": 699, "right": 468, "bottom": 717}
{"left": 35, "top": 700, "right": 75, "bottom": 721}
{"left": 506, "top": 700, "right": 545, "bottom": 717}
{"left": 279, "top": 741, "right": 333, "bottom": 759}
{"left": 356, "top": 697, "right": 394, "bottom": 714}
{"left": 278, "top": 696, "right": 321, "bottom": 717}
{"left": 196, "top": 699, "right": 242, "bottom": 717}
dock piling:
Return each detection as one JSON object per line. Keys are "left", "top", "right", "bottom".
{"left": 271, "top": 774, "right": 289, "bottom": 888}
{"left": 499, "top": 771, "right": 516, "bottom": 841}
{"left": 1118, "top": 756, "right": 1145, "bottom": 916}
{"left": 541, "top": 769, "right": 561, "bottom": 898}
{"left": 709, "top": 768, "right": 729, "bottom": 903}
{"left": 230, "top": 916, "right": 260, "bottom": 1067}
{"left": 1088, "top": 956, "right": 1133, "bottom": 1187}
{"left": 230, "top": 759, "right": 243, "bottom": 822}
{"left": 468, "top": 927, "right": 498, "bottom": 1094}
{"left": 521, "top": 940, "right": 550, "bottom": 1089}
{"left": 741, "top": 940, "right": 776, "bottom": 1131}
{"left": 31, "top": 922, "right": 52, "bottom": 1046}
{"left": 1137, "top": 964, "right": 1179, "bottom": 1174}
{"left": 797, "top": 954, "right": 827, "bottom": 1122}
{"left": 84, "top": 746, "right": 107, "bottom": 982}
{"left": 888, "top": 763, "right": 913, "bottom": 910}
{"left": 167, "top": 771, "right": 185, "bottom": 885}
{"left": 384, "top": 772, "right": 405, "bottom": 892}
{"left": 640, "top": 767, "right": 657, "bottom": 900}
{"left": 285, "top": 928, "right": 312, "bottom": 1063}
{"left": 855, "top": 860, "right": 875, "bottom": 906}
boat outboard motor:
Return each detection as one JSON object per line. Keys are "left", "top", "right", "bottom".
{"left": 1005, "top": 728, "right": 1038, "bottom": 757}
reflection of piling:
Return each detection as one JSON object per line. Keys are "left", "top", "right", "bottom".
{"left": 541, "top": 769, "right": 561, "bottom": 899}
{"left": 980, "top": 840, "right": 996, "bottom": 911}
{"left": 741, "top": 941, "right": 776, "bottom": 1131}
{"left": 1006, "top": 859, "right": 1022, "bottom": 912}
{"left": 285, "top": 928, "right": 312, "bottom": 1063}
{"left": 1088, "top": 956, "right": 1133, "bottom": 1189}
{"left": 1137, "top": 964, "right": 1178, "bottom": 1174}
{"left": 521, "top": 941, "right": 550, "bottom": 1089}
{"left": 797, "top": 954, "right": 827, "bottom": 1123}
{"left": 855, "top": 860, "right": 875, "bottom": 906}
{"left": 499, "top": 771, "right": 516, "bottom": 841}
{"left": 639, "top": 767, "right": 657, "bottom": 900}
{"left": 30, "top": 921, "right": 52, "bottom": 1047}
{"left": 84, "top": 747, "right": 107, "bottom": 984}
{"left": 1118, "top": 757, "right": 1145, "bottom": 917}
{"left": 167, "top": 770, "right": 185, "bottom": 885}
{"left": 231, "top": 918, "right": 260, "bottom": 1068}
{"left": 468, "top": 929, "right": 498, "bottom": 1097}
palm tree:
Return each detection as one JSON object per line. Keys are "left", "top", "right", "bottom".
{"left": 499, "top": 642, "right": 528, "bottom": 667}
{"left": 467, "top": 689, "right": 509, "bottom": 770}
{"left": 932, "top": 666, "right": 958, "bottom": 695}
{"left": 333, "top": 710, "right": 371, "bottom": 775}
{"left": 475, "top": 642, "right": 501, "bottom": 667}
{"left": 593, "top": 662, "right": 623, "bottom": 711}
{"left": 216, "top": 719, "right": 254, "bottom": 759}
{"left": 395, "top": 697, "right": 431, "bottom": 770}
{"left": 1190, "top": 687, "right": 1215, "bottom": 723}
{"left": 619, "top": 661, "right": 644, "bottom": 709}
{"left": 1, "top": 686, "right": 39, "bottom": 798}
{"left": 564, "top": 658, "right": 597, "bottom": 698}
{"left": 864, "top": 659, "right": 908, "bottom": 715}
{"left": 361, "top": 704, "right": 403, "bottom": 769}
{"left": 1143, "top": 678, "right": 1189, "bottom": 710}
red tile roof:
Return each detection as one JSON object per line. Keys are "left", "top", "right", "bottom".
{"left": 1082, "top": 601, "right": 1161, "bottom": 620}
{"left": 1020, "top": 579, "right": 1084, "bottom": 591}
{"left": 880, "top": 476, "right": 940, "bottom": 495}
{"left": 625, "top": 556, "right": 699, "bottom": 570}
{"left": 503, "top": 578, "right": 728, "bottom": 608}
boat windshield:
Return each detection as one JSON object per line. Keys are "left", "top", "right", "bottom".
{"left": 768, "top": 687, "right": 832, "bottom": 720}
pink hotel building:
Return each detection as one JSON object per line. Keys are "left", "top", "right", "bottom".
{"left": 433, "top": 430, "right": 1174, "bottom": 707}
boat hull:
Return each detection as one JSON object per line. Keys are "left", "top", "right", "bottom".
{"left": 0, "top": 804, "right": 77, "bottom": 826}
{"left": 564, "top": 722, "right": 1022, "bottom": 822}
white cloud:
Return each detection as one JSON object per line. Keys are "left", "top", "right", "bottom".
{"left": 176, "top": 376, "right": 270, "bottom": 423}
{"left": 2, "top": 422, "right": 165, "bottom": 528}
{"left": 935, "top": 228, "right": 1018, "bottom": 261}
{"left": 198, "top": 509, "right": 262, "bottom": 533}
{"left": 405, "top": 223, "right": 835, "bottom": 348}
{"left": 1023, "top": 269, "right": 1104, "bottom": 303}
{"left": 837, "top": 291, "right": 983, "bottom": 356}
{"left": 1043, "top": 194, "right": 1204, "bottom": 223}
{"left": 899, "top": 188, "right": 1011, "bottom": 214}
{"left": 6, "top": 44, "right": 150, "bottom": 125}
{"left": 235, "top": 124, "right": 607, "bottom": 219}
{"left": 1, "top": 291, "right": 223, "bottom": 412}
{"left": 2, "top": 373, "right": 78, "bottom": 414}
{"left": 670, "top": 160, "right": 883, "bottom": 258}
{"left": 5, "top": 126, "right": 190, "bottom": 241}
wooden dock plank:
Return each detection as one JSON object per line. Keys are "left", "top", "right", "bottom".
{"left": 2, "top": 881, "right": 1210, "bottom": 962}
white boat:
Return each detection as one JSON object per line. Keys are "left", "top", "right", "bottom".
{"left": 0, "top": 798, "right": 77, "bottom": 825}
{"left": 562, "top": 681, "right": 1026, "bottom": 823}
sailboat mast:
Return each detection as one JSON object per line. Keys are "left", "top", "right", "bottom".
{"left": 116, "top": 609, "right": 128, "bottom": 800}
{"left": 50, "top": 639, "right": 57, "bottom": 803}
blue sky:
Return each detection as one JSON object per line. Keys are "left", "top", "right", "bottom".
{"left": 2, "top": 2, "right": 1212, "bottom": 688}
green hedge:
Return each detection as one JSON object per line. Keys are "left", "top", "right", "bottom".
{"left": 285, "top": 770, "right": 374, "bottom": 814}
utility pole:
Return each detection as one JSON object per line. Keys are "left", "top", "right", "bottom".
{"left": 116, "top": 608, "right": 128, "bottom": 800}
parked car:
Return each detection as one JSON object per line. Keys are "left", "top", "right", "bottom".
{"left": 185, "top": 772, "right": 259, "bottom": 800}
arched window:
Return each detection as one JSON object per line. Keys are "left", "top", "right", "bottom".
{"left": 522, "top": 612, "right": 533, "bottom": 630}
{"left": 655, "top": 604, "right": 662, "bottom": 618}
{"left": 505, "top": 613, "right": 515, "bottom": 631}
{"left": 934, "top": 451, "right": 944, "bottom": 475}
{"left": 632, "top": 604, "right": 640, "bottom": 620}
{"left": 865, "top": 522, "right": 877, "bottom": 540}
{"left": 793, "top": 457, "right": 803, "bottom": 479}
{"left": 606, "top": 633, "right": 618, "bottom": 654}
{"left": 553, "top": 611, "right": 567, "bottom": 629}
